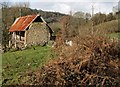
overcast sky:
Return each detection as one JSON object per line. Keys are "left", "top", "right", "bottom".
{"left": 3, "top": 0, "right": 119, "bottom": 14}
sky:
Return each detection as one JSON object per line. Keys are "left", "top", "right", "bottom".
{"left": 2, "top": 0, "right": 119, "bottom": 14}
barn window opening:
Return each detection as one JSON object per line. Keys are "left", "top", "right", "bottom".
{"left": 33, "top": 16, "right": 43, "bottom": 22}
{"left": 19, "top": 31, "right": 25, "bottom": 41}
{"left": 20, "top": 31, "right": 25, "bottom": 37}
{"left": 16, "top": 31, "right": 19, "bottom": 35}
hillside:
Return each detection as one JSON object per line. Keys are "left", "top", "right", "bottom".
{"left": 94, "top": 19, "right": 119, "bottom": 33}
{"left": 93, "top": 19, "right": 120, "bottom": 39}
{"left": 2, "top": 7, "right": 66, "bottom": 28}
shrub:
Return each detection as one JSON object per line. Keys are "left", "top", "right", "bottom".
{"left": 22, "top": 34, "right": 120, "bottom": 86}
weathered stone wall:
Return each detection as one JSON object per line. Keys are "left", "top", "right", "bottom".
{"left": 26, "top": 22, "right": 49, "bottom": 47}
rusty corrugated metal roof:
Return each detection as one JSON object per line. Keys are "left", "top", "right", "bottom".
{"left": 9, "top": 14, "right": 39, "bottom": 32}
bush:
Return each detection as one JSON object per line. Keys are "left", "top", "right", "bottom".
{"left": 49, "top": 22, "right": 62, "bottom": 36}
{"left": 21, "top": 34, "right": 120, "bottom": 86}
{"left": 93, "top": 19, "right": 119, "bottom": 34}
{"left": 91, "top": 13, "right": 107, "bottom": 25}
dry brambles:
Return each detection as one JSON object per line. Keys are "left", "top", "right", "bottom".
{"left": 22, "top": 33, "right": 120, "bottom": 86}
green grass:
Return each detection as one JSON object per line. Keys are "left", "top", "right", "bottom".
{"left": 0, "top": 53, "right": 2, "bottom": 85}
{"left": 108, "top": 32, "right": 120, "bottom": 39}
{"left": 2, "top": 46, "right": 55, "bottom": 85}
{"left": 93, "top": 19, "right": 120, "bottom": 36}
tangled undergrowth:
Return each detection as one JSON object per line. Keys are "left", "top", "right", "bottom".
{"left": 21, "top": 33, "right": 120, "bottom": 86}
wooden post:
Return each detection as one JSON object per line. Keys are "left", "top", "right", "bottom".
{"left": 19, "top": 31, "right": 21, "bottom": 41}
{"left": 14, "top": 32, "right": 17, "bottom": 48}
{"left": 24, "top": 31, "right": 27, "bottom": 47}
{"left": 9, "top": 32, "right": 11, "bottom": 48}
{"left": 9, "top": 40, "right": 11, "bottom": 48}
{"left": 91, "top": 1, "right": 94, "bottom": 35}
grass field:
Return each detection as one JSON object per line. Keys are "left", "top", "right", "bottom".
{"left": 2, "top": 46, "right": 55, "bottom": 85}
{"left": 0, "top": 53, "right": 2, "bottom": 85}
{"left": 108, "top": 32, "right": 120, "bottom": 39}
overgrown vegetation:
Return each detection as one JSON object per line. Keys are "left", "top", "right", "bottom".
{"left": 20, "top": 33, "right": 120, "bottom": 86}
{"left": 93, "top": 19, "right": 120, "bottom": 34}
{"left": 19, "top": 14, "right": 120, "bottom": 86}
{"left": 108, "top": 32, "right": 120, "bottom": 39}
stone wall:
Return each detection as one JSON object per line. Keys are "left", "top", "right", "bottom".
{"left": 26, "top": 22, "right": 49, "bottom": 47}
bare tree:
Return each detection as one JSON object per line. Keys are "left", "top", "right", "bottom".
{"left": 73, "top": 11, "right": 85, "bottom": 18}
{"left": 1, "top": 1, "right": 10, "bottom": 49}
{"left": 13, "top": 1, "right": 29, "bottom": 8}
{"left": 11, "top": 1, "right": 30, "bottom": 17}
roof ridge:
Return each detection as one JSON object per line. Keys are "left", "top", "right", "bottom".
{"left": 17, "top": 14, "right": 39, "bottom": 18}
{"left": 9, "top": 14, "right": 39, "bottom": 32}
{"left": 23, "top": 14, "right": 39, "bottom": 31}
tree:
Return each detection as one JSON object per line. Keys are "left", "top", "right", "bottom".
{"left": 112, "top": 0, "right": 120, "bottom": 14}
{"left": 115, "top": 11, "right": 120, "bottom": 19}
{"left": 12, "top": 2, "right": 30, "bottom": 16}
{"left": 106, "top": 13, "right": 116, "bottom": 21}
{"left": 1, "top": 2, "right": 10, "bottom": 48}
{"left": 60, "top": 15, "right": 86, "bottom": 38}
{"left": 91, "top": 12, "right": 107, "bottom": 25}
{"left": 73, "top": 11, "right": 85, "bottom": 19}
{"left": 85, "top": 13, "right": 91, "bottom": 22}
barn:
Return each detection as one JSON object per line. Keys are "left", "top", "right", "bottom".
{"left": 9, "top": 14, "right": 53, "bottom": 48}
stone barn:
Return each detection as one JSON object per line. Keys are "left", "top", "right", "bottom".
{"left": 9, "top": 14, "right": 53, "bottom": 48}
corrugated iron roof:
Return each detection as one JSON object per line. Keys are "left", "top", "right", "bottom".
{"left": 9, "top": 14, "right": 39, "bottom": 32}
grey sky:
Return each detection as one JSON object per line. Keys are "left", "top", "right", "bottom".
{"left": 30, "top": 2, "right": 118, "bottom": 14}
{"left": 3, "top": 0, "right": 119, "bottom": 14}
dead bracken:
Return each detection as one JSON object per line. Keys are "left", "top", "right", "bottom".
{"left": 22, "top": 34, "right": 120, "bottom": 86}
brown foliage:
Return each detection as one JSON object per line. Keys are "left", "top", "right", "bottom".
{"left": 22, "top": 34, "right": 120, "bottom": 86}
{"left": 91, "top": 13, "right": 107, "bottom": 25}
{"left": 20, "top": 13, "right": 120, "bottom": 86}
{"left": 60, "top": 16, "right": 82, "bottom": 38}
{"left": 19, "top": 12, "right": 120, "bottom": 86}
